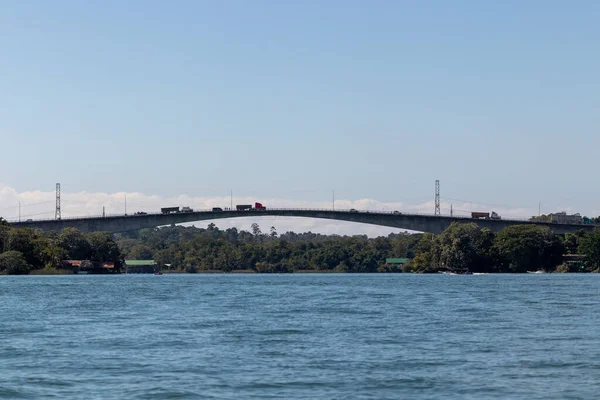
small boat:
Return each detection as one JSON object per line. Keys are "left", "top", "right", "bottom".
{"left": 154, "top": 271, "right": 163, "bottom": 275}
{"left": 526, "top": 270, "right": 546, "bottom": 274}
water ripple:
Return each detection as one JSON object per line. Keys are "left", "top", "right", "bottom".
{"left": 1, "top": 274, "right": 600, "bottom": 399}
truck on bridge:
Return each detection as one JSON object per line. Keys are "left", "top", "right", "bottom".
{"left": 236, "top": 202, "right": 267, "bottom": 211}
{"left": 471, "top": 211, "right": 501, "bottom": 220}
{"left": 161, "top": 206, "right": 194, "bottom": 214}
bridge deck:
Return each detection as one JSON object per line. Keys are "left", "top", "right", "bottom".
{"left": 9, "top": 209, "right": 597, "bottom": 235}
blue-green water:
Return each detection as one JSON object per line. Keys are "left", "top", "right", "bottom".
{"left": 1, "top": 274, "right": 599, "bottom": 399}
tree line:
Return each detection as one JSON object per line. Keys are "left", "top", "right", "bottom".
{"left": 411, "top": 223, "right": 600, "bottom": 273}
{"left": 115, "top": 223, "right": 421, "bottom": 273}
{"left": 0, "top": 218, "right": 121, "bottom": 274}
{"left": 115, "top": 222, "right": 600, "bottom": 273}
{"left": 3, "top": 216, "right": 600, "bottom": 274}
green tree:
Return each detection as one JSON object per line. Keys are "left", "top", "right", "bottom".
{"left": 4, "top": 228, "right": 41, "bottom": 266}
{"left": 578, "top": 229, "right": 600, "bottom": 271}
{"left": 153, "top": 248, "right": 173, "bottom": 269}
{"left": 431, "top": 223, "right": 496, "bottom": 273}
{"left": 0, "top": 221, "right": 12, "bottom": 252}
{"left": 59, "top": 228, "right": 92, "bottom": 260}
{"left": 412, "top": 233, "right": 434, "bottom": 272}
{"left": 389, "top": 237, "right": 409, "bottom": 258}
{"left": 563, "top": 233, "right": 580, "bottom": 254}
{"left": 86, "top": 232, "right": 121, "bottom": 263}
{"left": 41, "top": 244, "right": 68, "bottom": 268}
{"left": 127, "top": 244, "right": 153, "bottom": 260}
{"left": 0, "top": 251, "right": 32, "bottom": 275}
{"left": 494, "top": 225, "right": 564, "bottom": 272}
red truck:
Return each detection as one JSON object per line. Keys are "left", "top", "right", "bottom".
{"left": 236, "top": 203, "right": 267, "bottom": 211}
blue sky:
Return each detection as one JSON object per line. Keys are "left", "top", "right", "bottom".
{"left": 1, "top": 0, "right": 599, "bottom": 224}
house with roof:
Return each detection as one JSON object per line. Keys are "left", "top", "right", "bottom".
{"left": 62, "top": 260, "right": 118, "bottom": 274}
{"left": 125, "top": 259, "right": 158, "bottom": 273}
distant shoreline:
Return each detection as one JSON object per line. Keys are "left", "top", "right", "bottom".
{"left": 9, "top": 269, "right": 599, "bottom": 276}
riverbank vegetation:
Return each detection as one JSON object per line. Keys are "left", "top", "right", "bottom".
{"left": 2, "top": 216, "right": 600, "bottom": 274}
{"left": 115, "top": 222, "right": 600, "bottom": 274}
{"left": 0, "top": 218, "right": 121, "bottom": 275}
{"left": 115, "top": 223, "right": 421, "bottom": 273}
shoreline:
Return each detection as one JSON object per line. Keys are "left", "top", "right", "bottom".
{"left": 9, "top": 269, "right": 600, "bottom": 276}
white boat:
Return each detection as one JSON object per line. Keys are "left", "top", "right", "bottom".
{"left": 526, "top": 270, "right": 546, "bottom": 274}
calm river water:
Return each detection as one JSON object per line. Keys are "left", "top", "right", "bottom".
{"left": 1, "top": 274, "right": 599, "bottom": 399}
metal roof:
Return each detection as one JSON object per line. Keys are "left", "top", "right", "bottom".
{"left": 125, "top": 260, "right": 155, "bottom": 266}
{"left": 386, "top": 258, "right": 409, "bottom": 264}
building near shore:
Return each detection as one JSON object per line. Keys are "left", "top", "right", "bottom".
{"left": 563, "top": 254, "right": 585, "bottom": 271}
{"left": 381, "top": 258, "right": 410, "bottom": 272}
{"left": 385, "top": 258, "right": 409, "bottom": 267}
{"left": 125, "top": 260, "right": 157, "bottom": 273}
{"left": 62, "top": 260, "right": 117, "bottom": 274}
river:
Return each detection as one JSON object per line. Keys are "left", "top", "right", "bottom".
{"left": 1, "top": 274, "right": 599, "bottom": 399}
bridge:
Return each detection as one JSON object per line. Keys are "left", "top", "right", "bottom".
{"left": 9, "top": 209, "right": 597, "bottom": 235}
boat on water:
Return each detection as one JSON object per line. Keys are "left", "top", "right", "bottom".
{"left": 154, "top": 271, "right": 163, "bottom": 275}
{"left": 439, "top": 269, "right": 472, "bottom": 275}
{"left": 526, "top": 270, "right": 546, "bottom": 274}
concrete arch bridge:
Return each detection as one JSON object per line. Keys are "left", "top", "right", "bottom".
{"left": 10, "top": 209, "right": 596, "bottom": 235}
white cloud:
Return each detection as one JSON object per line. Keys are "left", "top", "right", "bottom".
{"left": 0, "top": 186, "right": 540, "bottom": 237}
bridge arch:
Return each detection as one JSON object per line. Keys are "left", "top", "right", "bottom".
{"left": 11, "top": 209, "right": 594, "bottom": 235}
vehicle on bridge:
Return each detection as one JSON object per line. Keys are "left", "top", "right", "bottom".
{"left": 212, "top": 207, "right": 223, "bottom": 212}
{"left": 160, "top": 206, "right": 194, "bottom": 214}
{"left": 471, "top": 211, "right": 501, "bottom": 220}
{"left": 236, "top": 203, "right": 267, "bottom": 211}
{"left": 134, "top": 211, "right": 147, "bottom": 215}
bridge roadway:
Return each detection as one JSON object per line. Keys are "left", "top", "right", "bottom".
{"left": 9, "top": 209, "right": 598, "bottom": 234}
